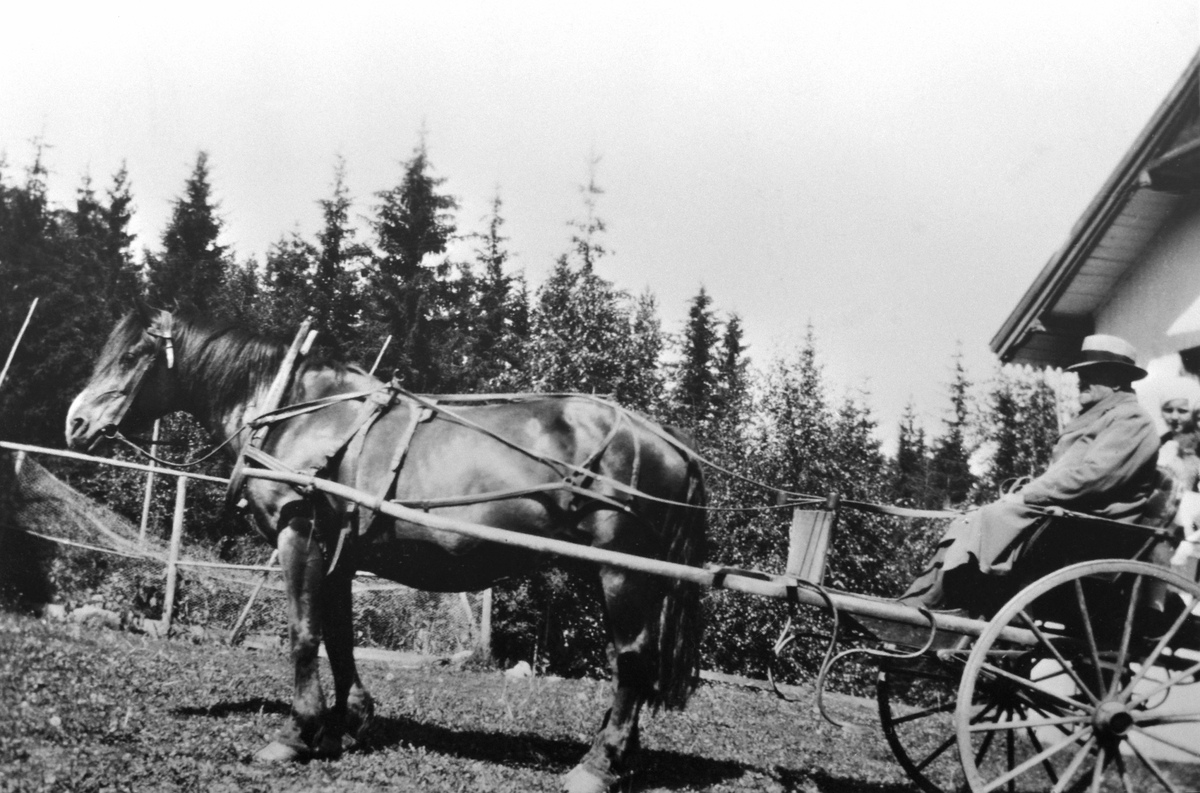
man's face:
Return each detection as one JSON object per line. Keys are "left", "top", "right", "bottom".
{"left": 1078, "top": 366, "right": 1128, "bottom": 408}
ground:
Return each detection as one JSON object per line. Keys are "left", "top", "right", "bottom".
{"left": 0, "top": 611, "right": 924, "bottom": 793}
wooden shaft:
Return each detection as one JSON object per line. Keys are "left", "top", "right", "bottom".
{"left": 241, "top": 467, "right": 1036, "bottom": 646}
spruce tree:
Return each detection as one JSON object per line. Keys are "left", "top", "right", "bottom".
{"left": 929, "top": 347, "right": 975, "bottom": 506}
{"left": 713, "top": 313, "right": 750, "bottom": 428}
{"left": 526, "top": 167, "right": 632, "bottom": 397}
{"left": 313, "top": 157, "right": 369, "bottom": 358}
{"left": 261, "top": 233, "right": 318, "bottom": 336}
{"left": 369, "top": 138, "right": 458, "bottom": 389}
{"left": 674, "top": 287, "right": 720, "bottom": 427}
{"left": 619, "top": 290, "right": 665, "bottom": 414}
{"left": 976, "top": 366, "right": 1060, "bottom": 499}
{"left": 462, "top": 192, "right": 529, "bottom": 390}
{"left": 892, "top": 401, "right": 931, "bottom": 507}
{"left": 145, "top": 152, "right": 229, "bottom": 312}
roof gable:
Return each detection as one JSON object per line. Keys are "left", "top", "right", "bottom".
{"left": 992, "top": 50, "right": 1200, "bottom": 368}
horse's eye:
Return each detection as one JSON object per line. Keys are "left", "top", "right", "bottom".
{"left": 120, "top": 352, "right": 138, "bottom": 366}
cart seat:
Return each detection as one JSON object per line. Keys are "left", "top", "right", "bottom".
{"left": 1019, "top": 466, "right": 1181, "bottom": 577}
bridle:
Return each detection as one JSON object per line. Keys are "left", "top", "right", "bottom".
{"left": 99, "top": 316, "right": 176, "bottom": 440}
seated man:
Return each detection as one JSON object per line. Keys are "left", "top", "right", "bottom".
{"left": 900, "top": 334, "right": 1160, "bottom": 614}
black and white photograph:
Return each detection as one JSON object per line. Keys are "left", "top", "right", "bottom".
{"left": 2, "top": 3, "right": 1200, "bottom": 791}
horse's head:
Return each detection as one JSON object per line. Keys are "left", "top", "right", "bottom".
{"left": 66, "top": 303, "right": 181, "bottom": 451}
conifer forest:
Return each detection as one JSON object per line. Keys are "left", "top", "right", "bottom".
{"left": 0, "top": 140, "right": 1063, "bottom": 683}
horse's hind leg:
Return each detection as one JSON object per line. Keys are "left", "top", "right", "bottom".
{"left": 255, "top": 505, "right": 335, "bottom": 762}
{"left": 321, "top": 568, "right": 374, "bottom": 752}
{"left": 563, "top": 562, "right": 661, "bottom": 793}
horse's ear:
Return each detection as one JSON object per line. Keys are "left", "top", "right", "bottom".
{"left": 173, "top": 298, "right": 199, "bottom": 318}
{"left": 132, "top": 296, "right": 154, "bottom": 327}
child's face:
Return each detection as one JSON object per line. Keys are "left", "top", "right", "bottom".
{"left": 1162, "top": 398, "right": 1191, "bottom": 434}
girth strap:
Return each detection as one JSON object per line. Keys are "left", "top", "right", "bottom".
{"left": 354, "top": 398, "right": 436, "bottom": 536}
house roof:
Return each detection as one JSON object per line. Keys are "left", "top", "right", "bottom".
{"left": 991, "top": 50, "right": 1200, "bottom": 369}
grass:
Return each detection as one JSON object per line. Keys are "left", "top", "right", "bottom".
{"left": 0, "top": 611, "right": 924, "bottom": 793}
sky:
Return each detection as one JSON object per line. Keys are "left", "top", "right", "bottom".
{"left": 2, "top": 2, "right": 1197, "bottom": 447}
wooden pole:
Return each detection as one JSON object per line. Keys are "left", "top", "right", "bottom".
{"left": 229, "top": 549, "right": 279, "bottom": 645}
{"left": 480, "top": 588, "right": 493, "bottom": 658}
{"left": 137, "top": 420, "right": 161, "bottom": 544}
{"left": 370, "top": 335, "right": 392, "bottom": 376}
{"left": 0, "top": 298, "right": 38, "bottom": 391}
{"left": 0, "top": 441, "right": 227, "bottom": 485}
{"left": 239, "top": 467, "right": 1037, "bottom": 645}
{"left": 160, "top": 476, "right": 187, "bottom": 634}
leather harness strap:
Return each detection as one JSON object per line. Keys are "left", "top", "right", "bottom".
{"left": 225, "top": 320, "right": 315, "bottom": 512}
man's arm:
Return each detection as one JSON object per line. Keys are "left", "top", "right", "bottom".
{"left": 1020, "top": 408, "right": 1158, "bottom": 507}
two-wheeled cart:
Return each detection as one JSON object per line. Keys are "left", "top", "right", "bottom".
{"left": 238, "top": 465, "right": 1200, "bottom": 793}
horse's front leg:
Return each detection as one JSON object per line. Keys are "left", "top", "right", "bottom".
{"left": 322, "top": 566, "right": 374, "bottom": 753}
{"left": 255, "top": 505, "right": 336, "bottom": 762}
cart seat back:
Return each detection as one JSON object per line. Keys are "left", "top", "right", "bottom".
{"left": 1139, "top": 466, "right": 1183, "bottom": 529}
{"left": 787, "top": 506, "right": 837, "bottom": 584}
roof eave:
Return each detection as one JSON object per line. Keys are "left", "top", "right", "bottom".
{"left": 990, "top": 49, "right": 1200, "bottom": 366}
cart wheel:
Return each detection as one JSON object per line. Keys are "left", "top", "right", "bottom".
{"left": 957, "top": 560, "right": 1200, "bottom": 793}
{"left": 878, "top": 654, "right": 973, "bottom": 793}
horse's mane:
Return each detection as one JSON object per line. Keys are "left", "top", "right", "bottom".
{"left": 171, "top": 309, "right": 288, "bottom": 419}
{"left": 106, "top": 306, "right": 355, "bottom": 422}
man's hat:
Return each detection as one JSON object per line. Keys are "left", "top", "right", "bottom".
{"left": 1066, "top": 334, "right": 1147, "bottom": 381}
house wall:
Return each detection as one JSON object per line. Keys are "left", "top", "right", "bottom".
{"left": 1096, "top": 196, "right": 1200, "bottom": 363}
{"left": 1095, "top": 197, "right": 1200, "bottom": 428}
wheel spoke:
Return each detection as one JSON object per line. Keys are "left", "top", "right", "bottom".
{"left": 1017, "top": 609, "right": 1099, "bottom": 704}
{"left": 1129, "top": 723, "right": 1200, "bottom": 761}
{"left": 894, "top": 699, "right": 957, "bottom": 725}
{"left": 978, "top": 661, "right": 1092, "bottom": 713}
{"left": 975, "top": 726, "right": 997, "bottom": 767}
{"left": 915, "top": 733, "right": 958, "bottom": 772}
{"left": 1031, "top": 664, "right": 1073, "bottom": 685}
{"left": 1023, "top": 723, "right": 1061, "bottom": 787}
{"left": 1128, "top": 657, "right": 1200, "bottom": 709}
{"left": 1074, "top": 579, "right": 1107, "bottom": 697}
{"left": 1006, "top": 721, "right": 1015, "bottom": 793}
{"left": 1109, "top": 573, "right": 1144, "bottom": 699}
{"left": 969, "top": 713, "right": 1089, "bottom": 733}
{"left": 977, "top": 724, "right": 1092, "bottom": 793}
{"left": 1088, "top": 745, "right": 1105, "bottom": 793}
{"left": 1119, "top": 604, "right": 1196, "bottom": 700}
{"left": 1126, "top": 737, "right": 1185, "bottom": 793}
{"left": 1115, "top": 751, "right": 1135, "bottom": 793}
{"left": 1022, "top": 697, "right": 1087, "bottom": 737}
{"left": 1050, "top": 736, "right": 1096, "bottom": 793}
{"left": 1134, "top": 709, "right": 1200, "bottom": 727}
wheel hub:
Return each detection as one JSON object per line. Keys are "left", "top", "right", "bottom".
{"left": 1092, "top": 700, "right": 1133, "bottom": 737}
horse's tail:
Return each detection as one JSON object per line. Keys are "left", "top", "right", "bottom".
{"left": 652, "top": 429, "right": 707, "bottom": 711}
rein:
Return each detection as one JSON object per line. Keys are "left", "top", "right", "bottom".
{"left": 110, "top": 315, "right": 962, "bottom": 523}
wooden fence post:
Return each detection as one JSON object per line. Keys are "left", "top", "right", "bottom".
{"left": 160, "top": 475, "right": 187, "bottom": 633}
{"left": 480, "top": 588, "right": 492, "bottom": 658}
{"left": 137, "top": 419, "right": 161, "bottom": 544}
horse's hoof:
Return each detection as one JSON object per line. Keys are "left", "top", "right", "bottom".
{"left": 561, "top": 764, "right": 619, "bottom": 793}
{"left": 254, "top": 740, "right": 307, "bottom": 764}
{"left": 312, "top": 732, "right": 344, "bottom": 760}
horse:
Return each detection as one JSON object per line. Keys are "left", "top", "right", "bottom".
{"left": 65, "top": 304, "right": 707, "bottom": 793}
